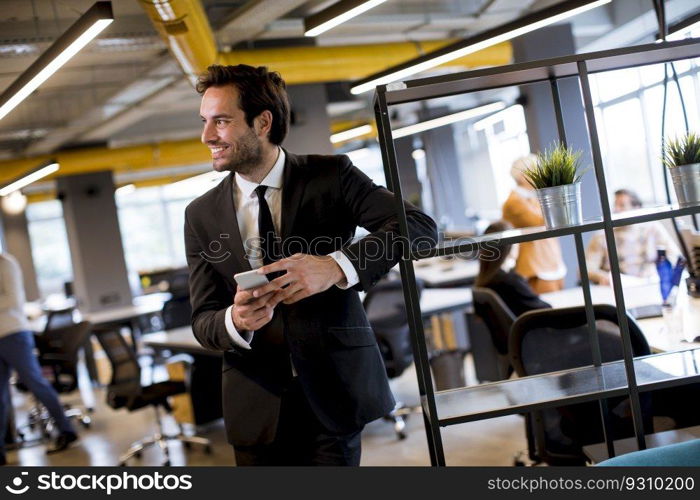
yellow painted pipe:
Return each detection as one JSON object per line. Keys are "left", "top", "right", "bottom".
{"left": 0, "top": 137, "right": 210, "bottom": 185}
{"left": 139, "top": 0, "right": 219, "bottom": 79}
{"left": 139, "top": 1, "right": 512, "bottom": 85}
{"left": 220, "top": 41, "right": 511, "bottom": 85}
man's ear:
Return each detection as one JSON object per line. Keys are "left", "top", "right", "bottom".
{"left": 254, "top": 110, "right": 273, "bottom": 139}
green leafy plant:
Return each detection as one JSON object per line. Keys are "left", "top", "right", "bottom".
{"left": 522, "top": 143, "right": 587, "bottom": 189}
{"left": 663, "top": 132, "right": 700, "bottom": 168}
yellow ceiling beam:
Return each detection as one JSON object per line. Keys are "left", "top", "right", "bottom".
{"left": 220, "top": 42, "right": 511, "bottom": 85}
{"left": 0, "top": 137, "right": 209, "bottom": 185}
{"left": 139, "top": 0, "right": 512, "bottom": 84}
{"left": 139, "top": 0, "right": 219, "bottom": 83}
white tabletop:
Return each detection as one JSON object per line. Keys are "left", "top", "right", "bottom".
{"left": 412, "top": 258, "right": 479, "bottom": 287}
{"left": 541, "top": 283, "right": 700, "bottom": 351}
{"left": 28, "top": 292, "right": 172, "bottom": 331}
{"left": 81, "top": 292, "right": 171, "bottom": 325}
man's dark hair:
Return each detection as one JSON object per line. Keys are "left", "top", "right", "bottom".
{"left": 196, "top": 64, "right": 290, "bottom": 145}
{"left": 614, "top": 188, "right": 642, "bottom": 208}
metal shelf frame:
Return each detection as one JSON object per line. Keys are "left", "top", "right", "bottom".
{"left": 373, "top": 38, "right": 700, "bottom": 466}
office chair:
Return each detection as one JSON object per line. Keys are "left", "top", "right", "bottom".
{"left": 43, "top": 306, "right": 77, "bottom": 332}
{"left": 19, "top": 321, "right": 93, "bottom": 442}
{"left": 363, "top": 277, "right": 424, "bottom": 440}
{"left": 161, "top": 296, "right": 192, "bottom": 330}
{"left": 509, "top": 304, "right": 653, "bottom": 465}
{"left": 93, "top": 326, "right": 211, "bottom": 466}
{"left": 468, "top": 287, "right": 516, "bottom": 382}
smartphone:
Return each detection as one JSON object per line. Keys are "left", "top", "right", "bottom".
{"left": 234, "top": 270, "right": 269, "bottom": 290}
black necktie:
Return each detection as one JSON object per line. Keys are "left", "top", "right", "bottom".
{"left": 255, "top": 185, "right": 280, "bottom": 275}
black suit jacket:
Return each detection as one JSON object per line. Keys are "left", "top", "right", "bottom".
{"left": 184, "top": 151, "right": 437, "bottom": 446}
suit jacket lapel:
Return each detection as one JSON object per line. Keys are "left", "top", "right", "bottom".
{"left": 217, "top": 173, "right": 251, "bottom": 273}
{"left": 280, "top": 150, "right": 307, "bottom": 243}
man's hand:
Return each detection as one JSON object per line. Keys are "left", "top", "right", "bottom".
{"left": 598, "top": 273, "right": 612, "bottom": 286}
{"left": 253, "top": 254, "right": 345, "bottom": 305}
{"left": 231, "top": 288, "right": 278, "bottom": 331}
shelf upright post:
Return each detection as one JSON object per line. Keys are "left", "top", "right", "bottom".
{"left": 577, "top": 60, "right": 647, "bottom": 451}
{"left": 373, "top": 86, "right": 446, "bottom": 466}
{"left": 549, "top": 77, "right": 615, "bottom": 458}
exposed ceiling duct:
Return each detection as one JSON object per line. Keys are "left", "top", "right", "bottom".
{"left": 139, "top": 0, "right": 512, "bottom": 85}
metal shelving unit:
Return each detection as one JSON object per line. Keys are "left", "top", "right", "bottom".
{"left": 373, "top": 38, "right": 700, "bottom": 466}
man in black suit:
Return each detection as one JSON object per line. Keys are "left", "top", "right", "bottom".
{"left": 185, "top": 64, "right": 436, "bottom": 466}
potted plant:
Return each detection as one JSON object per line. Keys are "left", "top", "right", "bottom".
{"left": 663, "top": 132, "right": 700, "bottom": 207}
{"left": 521, "top": 143, "right": 587, "bottom": 229}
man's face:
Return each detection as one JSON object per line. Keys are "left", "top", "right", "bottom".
{"left": 200, "top": 85, "right": 263, "bottom": 175}
{"left": 614, "top": 193, "right": 634, "bottom": 213}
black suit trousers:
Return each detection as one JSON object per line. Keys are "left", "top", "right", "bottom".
{"left": 233, "top": 377, "right": 362, "bottom": 466}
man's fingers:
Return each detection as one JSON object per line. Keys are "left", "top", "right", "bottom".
{"left": 283, "top": 289, "right": 309, "bottom": 305}
{"left": 273, "top": 283, "right": 304, "bottom": 305}
{"left": 257, "top": 259, "right": 290, "bottom": 276}
{"left": 252, "top": 275, "right": 292, "bottom": 298}
{"left": 234, "top": 289, "right": 255, "bottom": 305}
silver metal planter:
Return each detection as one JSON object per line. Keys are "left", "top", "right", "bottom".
{"left": 536, "top": 183, "right": 583, "bottom": 229}
{"left": 669, "top": 163, "right": 700, "bottom": 208}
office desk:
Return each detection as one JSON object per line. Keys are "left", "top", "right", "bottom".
{"left": 541, "top": 284, "right": 700, "bottom": 352}
{"left": 82, "top": 292, "right": 171, "bottom": 327}
{"left": 142, "top": 288, "right": 474, "bottom": 423}
{"left": 142, "top": 327, "right": 222, "bottom": 426}
{"left": 27, "top": 293, "right": 171, "bottom": 336}
{"left": 413, "top": 258, "right": 479, "bottom": 288}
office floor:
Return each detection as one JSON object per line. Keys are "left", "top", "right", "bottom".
{"left": 5, "top": 355, "right": 527, "bottom": 467}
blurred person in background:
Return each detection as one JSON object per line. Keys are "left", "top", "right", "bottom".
{"left": 502, "top": 155, "right": 567, "bottom": 293}
{"left": 476, "top": 220, "right": 552, "bottom": 318}
{"left": 0, "top": 252, "right": 78, "bottom": 465}
{"left": 586, "top": 189, "right": 680, "bottom": 285}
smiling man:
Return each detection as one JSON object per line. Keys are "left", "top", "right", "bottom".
{"left": 184, "top": 64, "right": 436, "bottom": 466}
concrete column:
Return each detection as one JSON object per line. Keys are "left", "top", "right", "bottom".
{"left": 0, "top": 208, "right": 40, "bottom": 301}
{"left": 57, "top": 171, "right": 132, "bottom": 313}
{"left": 394, "top": 136, "right": 423, "bottom": 207}
{"left": 512, "top": 24, "right": 601, "bottom": 287}
{"left": 419, "top": 106, "right": 470, "bottom": 229}
{"left": 284, "top": 84, "right": 333, "bottom": 155}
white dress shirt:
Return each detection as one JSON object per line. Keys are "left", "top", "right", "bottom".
{"left": 224, "top": 148, "right": 359, "bottom": 349}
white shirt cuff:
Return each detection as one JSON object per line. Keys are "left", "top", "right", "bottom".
{"left": 224, "top": 305, "right": 252, "bottom": 350}
{"left": 329, "top": 250, "right": 360, "bottom": 290}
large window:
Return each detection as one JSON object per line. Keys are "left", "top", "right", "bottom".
{"left": 26, "top": 200, "right": 73, "bottom": 297}
{"left": 591, "top": 43, "right": 700, "bottom": 205}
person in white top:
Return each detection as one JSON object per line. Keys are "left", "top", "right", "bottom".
{"left": 586, "top": 189, "right": 680, "bottom": 285}
{"left": 0, "top": 252, "right": 77, "bottom": 465}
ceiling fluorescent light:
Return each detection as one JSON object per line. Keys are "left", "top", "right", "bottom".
{"left": 305, "top": 0, "right": 387, "bottom": 37}
{"left": 0, "top": 2, "right": 113, "bottom": 121}
{"left": 0, "top": 162, "right": 60, "bottom": 197}
{"left": 115, "top": 184, "right": 136, "bottom": 196}
{"left": 392, "top": 102, "right": 506, "bottom": 139}
{"left": 473, "top": 104, "right": 517, "bottom": 131}
{"left": 330, "top": 124, "right": 373, "bottom": 144}
{"left": 350, "top": 0, "right": 611, "bottom": 95}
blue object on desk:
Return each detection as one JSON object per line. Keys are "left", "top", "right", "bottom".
{"left": 671, "top": 257, "right": 686, "bottom": 288}
{"left": 656, "top": 248, "right": 673, "bottom": 303}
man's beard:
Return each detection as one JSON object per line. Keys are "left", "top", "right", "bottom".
{"left": 213, "top": 127, "right": 263, "bottom": 175}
